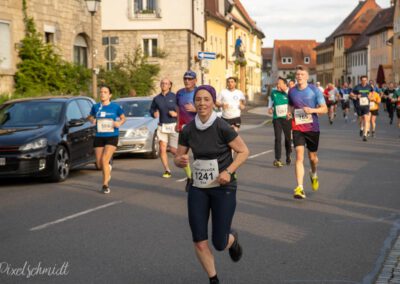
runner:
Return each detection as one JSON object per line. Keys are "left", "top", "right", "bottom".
{"left": 368, "top": 88, "right": 381, "bottom": 137}
{"left": 351, "top": 76, "right": 373, "bottom": 141}
{"left": 383, "top": 82, "right": 397, "bottom": 125}
{"left": 288, "top": 79, "right": 296, "bottom": 89}
{"left": 174, "top": 85, "right": 249, "bottom": 284}
{"left": 316, "top": 82, "right": 324, "bottom": 94}
{"left": 88, "top": 86, "right": 126, "bottom": 194}
{"left": 339, "top": 82, "right": 352, "bottom": 122}
{"left": 323, "top": 83, "right": 340, "bottom": 124}
{"left": 392, "top": 88, "right": 400, "bottom": 135}
{"left": 268, "top": 77, "right": 292, "bottom": 167}
{"left": 216, "top": 77, "right": 246, "bottom": 132}
{"left": 287, "top": 66, "right": 327, "bottom": 199}
{"left": 150, "top": 78, "right": 178, "bottom": 178}
{"left": 176, "top": 70, "right": 198, "bottom": 190}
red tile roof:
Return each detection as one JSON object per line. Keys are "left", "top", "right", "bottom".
{"left": 262, "top": 48, "right": 273, "bottom": 60}
{"left": 274, "top": 40, "right": 318, "bottom": 70}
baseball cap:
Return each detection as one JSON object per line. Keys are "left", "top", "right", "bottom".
{"left": 183, "top": 70, "right": 197, "bottom": 79}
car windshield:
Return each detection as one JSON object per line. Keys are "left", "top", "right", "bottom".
{"left": 0, "top": 101, "right": 63, "bottom": 127}
{"left": 116, "top": 100, "right": 152, "bottom": 118}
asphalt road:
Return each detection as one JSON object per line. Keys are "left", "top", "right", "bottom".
{"left": 0, "top": 108, "right": 399, "bottom": 284}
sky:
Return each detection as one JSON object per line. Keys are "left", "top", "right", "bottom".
{"left": 239, "top": 0, "right": 392, "bottom": 47}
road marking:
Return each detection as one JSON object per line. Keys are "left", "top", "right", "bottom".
{"left": 29, "top": 201, "right": 123, "bottom": 231}
{"left": 241, "top": 119, "right": 272, "bottom": 131}
{"left": 176, "top": 178, "right": 187, "bottom": 183}
{"left": 248, "top": 150, "right": 273, "bottom": 159}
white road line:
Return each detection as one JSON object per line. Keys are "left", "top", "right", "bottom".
{"left": 176, "top": 178, "right": 187, "bottom": 183}
{"left": 29, "top": 201, "right": 123, "bottom": 232}
{"left": 248, "top": 150, "right": 273, "bottom": 159}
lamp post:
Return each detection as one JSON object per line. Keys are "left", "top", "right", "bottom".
{"left": 85, "top": 0, "right": 101, "bottom": 99}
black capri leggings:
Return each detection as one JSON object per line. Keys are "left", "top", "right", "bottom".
{"left": 188, "top": 182, "right": 237, "bottom": 251}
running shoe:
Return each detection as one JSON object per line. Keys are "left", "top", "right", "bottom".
{"left": 162, "top": 171, "right": 172, "bottom": 178}
{"left": 359, "top": 129, "right": 363, "bottom": 137}
{"left": 102, "top": 185, "right": 110, "bottom": 194}
{"left": 210, "top": 277, "right": 220, "bottom": 284}
{"left": 293, "top": 186, "right": 306, "bottom": 199}
{"left": 329, "top": 119, "right": 333, "bottom": 125}
{"left": 185, "top": 178, "right": 192, "bottom": 192}
{"left": 286, "top": 157, "right": 291, "bottom": 165}
{"left": 229, "top": 230, "right": 243, "bottom": 262}
{"left": 273, "top": 160, "right": 283, "bottom": 167}
{"left": 309, "top": 172, "right": 319, "bottom": 191}
{"left": 363, "top": 135, "right": 367, "bottom": 142}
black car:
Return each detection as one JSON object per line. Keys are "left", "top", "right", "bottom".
{"left": 0, "top": 96, "right": 96, "bottom": 182}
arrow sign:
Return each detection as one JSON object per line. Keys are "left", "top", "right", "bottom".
{"left": 198, "top": 51, "right": 216, "bottom": 60}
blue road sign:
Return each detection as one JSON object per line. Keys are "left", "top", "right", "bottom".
{"left": 198, "top": 51, "right": 216, "bottom": 60}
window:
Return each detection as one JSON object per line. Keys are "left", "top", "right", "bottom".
{"left": 77, "top": 99, "right": 93, "bottom": 118}
{"left": 281, "top": 57, "right": 292, "bottom": 64}
{"left": 0, "top": 22, "right": 11, "bottom": 69}
{"left": 134, "top": 0, "right": 156, "bottom": 13}
{"left": 45, "top": 32, "right": 54, "bottom": 44}
{"left": 66, "top": 101, "right": 83, "bottom": 121}
{"left": 304, "top": 57, "right": 310, "bottom": 64}
{"left": 143, "top": 38, "right": 158, "bottom": 57}
{"left": 73, "top": 34, "right": 88, "bottom": 67}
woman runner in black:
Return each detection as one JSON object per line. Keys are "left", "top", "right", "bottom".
{"left": 174, "top": 85, "right": 249, "bottom": 284}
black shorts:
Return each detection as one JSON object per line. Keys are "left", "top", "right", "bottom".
{"left": 341, "top": 101, "right": 350, "bottom": 109}
{"left": 293, "top": 130, "right": 320, "bottom": 152}
{"left": 370, "top": 110, "right": 379, "bottom": 116}
{"left": 222, "top": 117, "right": 241, "bottom": 128}
{"left": 93, "top": 136, "right": 119, "bottom": 148}
{"left": 359, "top": 106, "right": 370, "bottom": 116}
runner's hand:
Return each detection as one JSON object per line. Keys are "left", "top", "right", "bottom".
{"left": 287, "top": 112, "right": 292, "bottom": 120}
{"left": 217, "top": 171, "right": 231, "bottom": 185}
{"left": 268, "top": 108, "right": 273, "bottom": 115}
{"left": 153, "top": 111, "right": 160, "bottom": 118}
{"left": 223, "top": 103, "right": 229, "bottom": 110}
{"left": 169, "top": 110, "right": 177, "bottom": 117}
{"left": 176, "top": 154, "right": 189, "bottom": 168}
{"left": 113, "top": 121, "right": 121, "bottom": 128}
{"left": 184, "top": 103, "right": 196, "bottom": 112}
{"left": 303, "top": 107, "right": 313, "bottom": 114}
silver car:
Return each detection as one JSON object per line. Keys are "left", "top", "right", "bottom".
{"left": 114, "top": 97, "right": 159, "bottom": 158}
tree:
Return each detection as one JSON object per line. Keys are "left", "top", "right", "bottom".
{"left": 98, "top": 49, "right": 160, "bottom": 98}
{"left": 14, "top": 0, "right": 90, "bottom": 96}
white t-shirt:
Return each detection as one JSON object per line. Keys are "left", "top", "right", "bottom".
{"left": 217, "top": 89, "right": 246, "bottom": 119}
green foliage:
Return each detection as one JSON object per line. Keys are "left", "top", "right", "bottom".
{"left": 98, "top": 49, "right": 160, "bottom": 98}
{"left": 14, "top": 0, "right": 91, "bottom": 96}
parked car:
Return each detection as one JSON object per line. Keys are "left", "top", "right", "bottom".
{"left": 0, "top": 96, "right": 96, "bottom": 182}
{"left": 114, "top": 97, "right": 159, "bottom": 158}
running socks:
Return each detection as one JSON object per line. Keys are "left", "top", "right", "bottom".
{"left": 183, "top": 165, "right": 192, "bottom": 178}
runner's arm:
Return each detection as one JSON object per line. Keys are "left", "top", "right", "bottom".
{"left": 114, "top": 114, "right": 126, "bottom": 128}
{"left": 303, "top": 104, "right": 328, "bottom": 115}
{"left": 174, "top": 145, "right": 190, "bottom": 168}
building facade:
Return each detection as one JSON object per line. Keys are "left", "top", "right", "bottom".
{"left": 0, "top": 0, "right": 101, "bottom": 94}
{"left": 393, "top": 0, "right": 400, "bottom": 83}
{"left": 261, "top": 47, "right": 273, "bottom": 91}
{"left": 271, "top": 40, "right": 318, "bottom": 84}
{"left": 101, "top": 0, "right": 205, "bottom": 94}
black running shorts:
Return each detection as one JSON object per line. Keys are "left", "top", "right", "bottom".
{"left": 93, "top": 136, "right": 119, "bottom": 148}
{"left": 293, "top": 130, "right": 320, "bottom": 152}
{"left": 222, "top": 117, "right": 241, "bottom": 128}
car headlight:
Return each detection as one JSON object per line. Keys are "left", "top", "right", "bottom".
{"left": 126, "top": 126, "right": 149, "bottom": 138}
{"left": 19, "top": 138, "right": 48, "bottom": 151}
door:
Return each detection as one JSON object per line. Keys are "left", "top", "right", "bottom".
{"left": 65, "top": 100, "right": 87, "bottom": 165}
{"left": 77, "top": 99, "right": 96, "bottom": 161}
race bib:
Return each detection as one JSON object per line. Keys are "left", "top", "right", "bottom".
{"left": 343, "top": 94, "right": 349, "bottom": 101}
{"left": 389, "top": 93, "right": 394, "bottom": 99}
{"left": 275, "top": 104, "right": 288, "bottom": 117}
{"left": 294, "top": 109, "right": 313, "bottom": 125}
{"left": 192, "top": 159, "right": 219, "bottom": 188}
{"left": 329, "top": 94, "right": 335, "bottom": 102}
{"left": 360, "top": 97, "right": 369, "bottom": 106}
{"left": 370, "top": 102, "right": 376, "bottom": 109}
{"left": 161, "top": 123, "right": 176, "bottom": 134}
{"left": 97, "top": 119, "right": 114, "bottom": 133}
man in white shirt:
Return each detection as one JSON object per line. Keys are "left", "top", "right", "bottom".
{"left": 216, "top": 77, "right": 246, "bottom": 132}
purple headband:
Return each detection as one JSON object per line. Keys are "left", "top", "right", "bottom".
{"left": 194, "top": 85, "right": 216, "bottom": 103}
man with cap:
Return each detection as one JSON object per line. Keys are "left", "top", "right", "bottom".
{"left": 176, "top": 70, "right": 198, "bottom": 190}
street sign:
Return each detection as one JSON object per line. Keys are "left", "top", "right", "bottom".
{"left": 198, "top": 51, "right": 216, "bottom": 60}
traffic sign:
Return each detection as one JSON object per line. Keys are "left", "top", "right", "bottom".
{"left": 198, "top": 51, "right": 216, "bottom": 60}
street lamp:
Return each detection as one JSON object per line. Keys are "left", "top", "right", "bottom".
{"left": 85, "top": 0, "right": 101, "bottom": 99}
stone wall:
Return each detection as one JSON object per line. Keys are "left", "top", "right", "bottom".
{"left": 0, "top": 0, "right": 102, "bottom": 94}
{"left": 101, "top": 29, "right": 203, "bottom": 95}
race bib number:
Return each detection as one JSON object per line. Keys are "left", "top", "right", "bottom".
{"left": 360, "top": 97, "right": 369, "bottom": 106}
{"left": 389, "top": 93, "right": 394, "bottom": 99}
{"left": 192, "top": 159, "right": 219, "bottom": 188}
{"left": 343, "top": 94, "right": 349, "bottom": 101}
{"left": 370, "top": 102, "right": 376, "bottom": 109}
{"left": 275, "top": 104, "right": 288, "bottom": 117}
{"left": 161, "top": 123, "right": 176, "bottom": 134}
{"left": 294, "top": 109, "right": 313, "bottom": 125}
{"left": 97, "top": 119, "right": 114, "bottom": 133}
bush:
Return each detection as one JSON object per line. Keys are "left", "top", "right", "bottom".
{"left": 98, "top": 49, "right": 160, "bottom": 98}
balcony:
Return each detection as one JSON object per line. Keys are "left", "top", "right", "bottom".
{"left": 131, "top": 9, "right": 162, "bottom": 20}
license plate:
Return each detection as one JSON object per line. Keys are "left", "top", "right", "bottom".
{"left": 0, "top": 158, "right": 5, "bottom": 166}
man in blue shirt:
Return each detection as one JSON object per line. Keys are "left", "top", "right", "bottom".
{"left": 150, "top": 78, "right": 178, "bottom": 178}
{"left": 339, "top": 82, "right": 352, "bottom": 122}
{"left": 351, "top": 76, "right": 373, "bottom": 141}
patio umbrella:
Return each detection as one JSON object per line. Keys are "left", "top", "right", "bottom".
{"left": 376, "top": 64, "right": 385, "bottom": 88}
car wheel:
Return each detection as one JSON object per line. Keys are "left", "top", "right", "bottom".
{"left": 50, "top": 145, "right": 70, "bottom": 182}
{"left": 146, "top": 133, "right": 159, "bottom": 159}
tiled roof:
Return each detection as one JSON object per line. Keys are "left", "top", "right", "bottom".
{"left": 205, "top": 0, "right": 232, "bottom": 26}
{"left": 316, "top": 0, "right": 381, "bottom": 50}
{"left": 262, "top": 48, "right": 273, "bottom": 60}
{"left": 232, "top": 0, "right": 265, "bottom": 38}
{"left": 273, "top": 40, "right": 318, "bottom": 70}
{"left": 366, "top": 6, "right": 395, "bottom": 36}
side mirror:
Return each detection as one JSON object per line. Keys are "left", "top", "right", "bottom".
{"left": 68, "top": 119, "right": 85, "bottom": 127}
